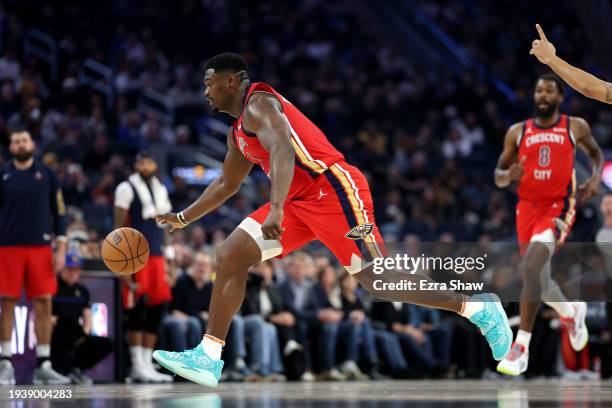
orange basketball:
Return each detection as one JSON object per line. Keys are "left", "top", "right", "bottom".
{"left": 102, "top": 227, "right": 149, "bottom": 276}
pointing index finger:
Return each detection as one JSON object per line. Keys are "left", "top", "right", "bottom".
{"left": 536, "top": 24, "right": 547, "bottom": 42}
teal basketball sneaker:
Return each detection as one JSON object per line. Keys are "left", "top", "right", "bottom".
{"left": 153, "top": 346, "right": 224, "bottom": 387}
{"left": 469, "top": 293, "right": 512, "bottom": 361}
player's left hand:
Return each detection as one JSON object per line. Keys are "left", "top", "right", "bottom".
{"left": 578, "top": 174, "right": 601, "bottom": 204}
{"left": 261, "top": 206, "right": 285, "bottom": 240}
{"left": 530, "top": 24, "right": 556, "bottom": 65}
{"left": 52, "top": 248, "right": 66, "bottom": 274}
{"left": 155, "top": 212, "right": 184, "bottom": 232}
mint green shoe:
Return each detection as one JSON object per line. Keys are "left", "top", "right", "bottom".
{"left": 152, "top": 346, "right": 224, "bottom": 387}
{"left": 469, "top": 293, "right": 512, "bottom": 361}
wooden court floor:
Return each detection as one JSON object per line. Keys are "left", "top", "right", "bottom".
{"left": 2, "top": 379, "right": 612, "bottom": 407}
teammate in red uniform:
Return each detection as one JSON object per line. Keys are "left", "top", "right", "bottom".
{"left": 152, "top": 53, "right": 512, "bottom": 386}
{"left": 494, "top": 74, "right": 603, "bottom": 376}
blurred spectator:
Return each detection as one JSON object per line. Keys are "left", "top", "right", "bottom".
{"left": 371, "top": 300, "right": 445, "bottom": 377}
{"left": 409, "top": 305, "right": 454, "bottom": 374}
{"left": 51, "top": 252, "right": 113, "bottom": 384}
{"left": 339, "top": 272, "right": 384, "bottom": 379}
{"left": 162, "top": 251, "right": 213, "bottom": 352}
{"left": 114, "top": 152, "right": 173, "bottom": 384}
{"left": 278, "top": 254, "right": 316, "bottom": 381}
{"left": 243, "top": 261, "right": 304, "bottom": 380}
{"left": 306, "top": 265, "right": 367, "bottom": 380}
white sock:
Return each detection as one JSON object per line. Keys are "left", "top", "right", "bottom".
{"left": 516, "top": 330, "right": 532, "bottom": 349}
{"left": 201, "top": 335, "right": 223, "bottom": 360}
{"left": 1, "top": 341, "right": 12, "bottom": 358}
{"left": 36, "top": 344, "right": 50, "bottom": 359}
{"left": 130, "top": 346, "right": 143, "bottom": 367}
{"left": 142, "top": 348, "right": 153, "bottom": 367}
{"left": 459, "top": 298, "right": 484, "bottom": 319}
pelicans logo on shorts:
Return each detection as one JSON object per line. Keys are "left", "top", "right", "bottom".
{"left": 345, "top": 223, "right": 374, "bottom": 240}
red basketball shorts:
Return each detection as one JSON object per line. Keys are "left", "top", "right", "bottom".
{"left": 0, "top": 246, "right": 56, "bottom": 299}
{"left": 241, "top": 162, "right": 386, "bottom": 273}
{"left": 516, "top": 197, "right": 576, "bottom": 254}
{"left": 122, "top": 255, "right": 172, "bottom": 307}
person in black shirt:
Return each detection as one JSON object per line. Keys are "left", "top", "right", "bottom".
{"left": 162, "top": 252, "right": 213, "bottom": 352}
{"left": 339, "top": 272, "right": 383, "bottom": 379}
{"left": 0, "top": 131, "right": 68, "bottom": 385}
{"left": 305, "top": 265, "right": 368, "bottom": 380}
{"left": 242, "top": 261, "right": 304, "bottom": 380}
{"left": 51, "top": 252, "right": 113, "bottom": 384}
{"left": 370, "top": 301, "right": 441, "bottom": 377}
{"left": 161, "top": 251, "right": 248, "bottom": 380}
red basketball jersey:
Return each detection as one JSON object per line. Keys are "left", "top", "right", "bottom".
{"left": 232, "top": 82, "right": 345, "bottom": 197}
{"left": 516, "top": 114, "right": 576, "bottom": 201}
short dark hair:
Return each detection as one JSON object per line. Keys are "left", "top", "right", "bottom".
{"left": 536, "top": 73, "right": 565, "bottom": 96}
{"left": 204, "top": 53, "right": 249, "bottom": 75}
{"left": 135, "top": 150, "right": 153, "bottom": 161}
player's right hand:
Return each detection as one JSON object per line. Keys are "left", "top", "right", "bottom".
{"left": 261, "top": 206, "right": 285, "bottom": 240}
{"left": 508, "top": 156, "right": 526, "bottom": 182}
{"left": 154, "top": 212, "right": 185, "bottom": 232}
{"left": 530, "top": 24, "right": 556, "bottom": 65}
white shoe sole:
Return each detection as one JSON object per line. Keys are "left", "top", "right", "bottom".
{"left": 153, "top": 352, "right": 218, "bottom": 387}
{"left": 486, "top": 293, "right": 513, "bottom": 361}
{"left": 570, "top": 302, "right": 589, "bottom": 352}
{"left": 496, "top": 360, "right": 527, "bottom": 377}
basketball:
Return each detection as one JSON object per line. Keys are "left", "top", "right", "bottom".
{"left": 102, "top": 227, "right": 150, "bottom": 276}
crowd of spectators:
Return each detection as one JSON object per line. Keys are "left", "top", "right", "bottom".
{"left": 0, "top": 0, "right": 608, "bottom": 245}
{"left": 0, "top": 0, "right": 610, "bottom": 382}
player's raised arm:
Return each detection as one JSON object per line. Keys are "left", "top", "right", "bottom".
{"left": 156, "top": 128, "right": 253, "bottom": 231}
{"left": 530, "top": 24, "right": 612, "bottom": 105}
{"left": 572, "top": 117, "right": 604, "bottom": 202}
{"left": 494, "top": 122, "right": 524, "bottom": 188}
{"left": 242, "top": 93, "right": 295, "bottom": 240}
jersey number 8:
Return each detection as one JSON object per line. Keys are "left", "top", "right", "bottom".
{"left": 538, "top": 145, "right": 550, "bottom": 167}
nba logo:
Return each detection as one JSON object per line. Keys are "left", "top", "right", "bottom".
{"left": 91, "top": 303, "right": 108, "bottom": 337}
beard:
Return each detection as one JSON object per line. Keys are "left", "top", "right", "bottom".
{"left": 14, "top": 149, "right": 33, "bottom": 162}
{"left": 138, "top": 171, "right": 154, "bottom": 181}
{"left": 534, "top": 102, "right": 559, "bottom": 119}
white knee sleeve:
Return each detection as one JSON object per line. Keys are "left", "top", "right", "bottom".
{"left": 344, "top": 253, "right": 375, "bottom": 275}
{"left": 530, "top": 228, "right": 556, "bottom": 256}
{"left": 237, "top": 217, "right": 283, "bottom": 261}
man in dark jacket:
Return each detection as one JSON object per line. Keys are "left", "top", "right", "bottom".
{"left": 278, "top": 253, "right": 317, "bottom": 381}
{"left": 243, "top": 261, "right": 304, "bottom": 380}
{"left": 51, "top": 252, "right": 113, "bottom": 384}
{"left": 371, "top": 301, "right": 441, "bottom": 377}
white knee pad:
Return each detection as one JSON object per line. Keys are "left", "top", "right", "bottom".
{"left": 344, "top": 253, "right": 375, "bottom": 275}
{"left": 530, "top": 228, "right": 556, "bottom": 256}
{"left": 237, "top": 217, "right": 283, "bottom": 261}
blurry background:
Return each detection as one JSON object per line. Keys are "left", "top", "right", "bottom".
{"left": 1, "top": 0, "right": 611, "bottom": 382}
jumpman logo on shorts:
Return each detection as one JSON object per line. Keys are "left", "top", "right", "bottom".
{"left": 318, "top": 189, "right": 327, "bottom": 200}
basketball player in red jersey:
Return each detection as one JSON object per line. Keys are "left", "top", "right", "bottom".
{"left": 152, "top": 53, "right": 512, "bottom": 386}
{"left": 530, "top": 24, "right": 612, "bottom": 105}
{"left": 495, "top": 74, "right": 603, "bottom": 376}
